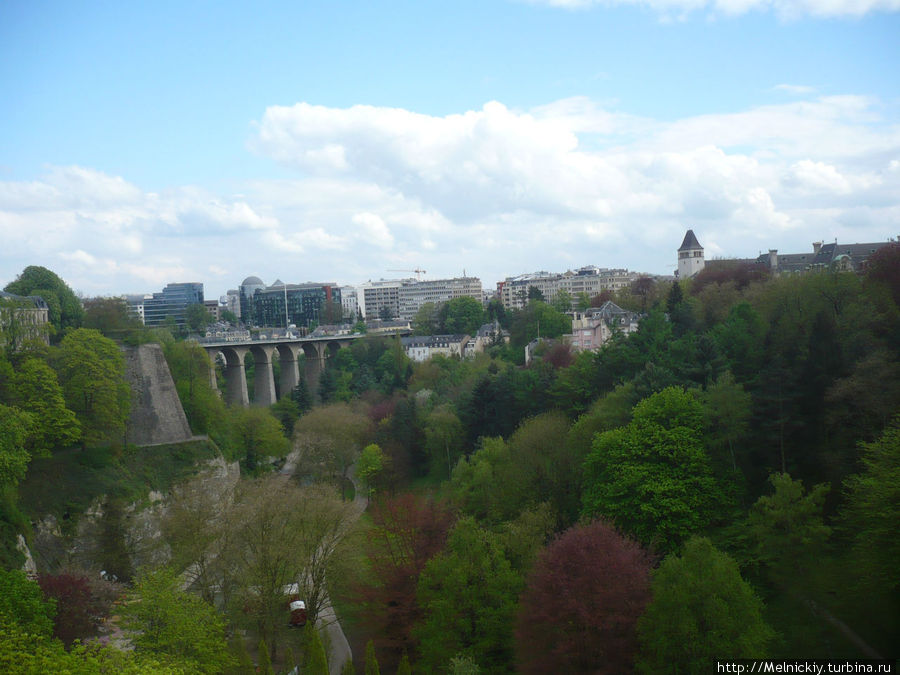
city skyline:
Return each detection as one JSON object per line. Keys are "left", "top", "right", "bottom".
{"left": 2, "top": 1, "right": 898, "bottom": 300}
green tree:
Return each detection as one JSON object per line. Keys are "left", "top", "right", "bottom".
{"left": 293, "top": 403, "right": 372, "bottom": 484}
{"left": 841, "top": 419, "right": 900, "bottom": 593}
{"left": 527, "top": 286, "right": 544, "bottom": 302}
{"left": 413, "top": 302, "right": 440, "bottom": 335}
{"left": 415, "top": 518, "right": 523, "bottom": 673}
{"left": 365, "top": 639, "right": 381, "bottom": 675}
{"left": 121, "top": 567, "right": 232, "bottom": 674}
{"left": 357, "top": 443, "right": 387, "bottom": 496}
{"left": 4, "top": 265, "right": 84, "bottom": 333}
{"left": 83, "top": 296, "right": 143, "bottom": 337}
{"left": 637, "top": 537, "right": 774, "bottom": 673}
{"left": 748, "top": 473, "right": 830, "bottom": 583}
{"left": 582, "top": 387, "right": 723, "bottom": 552}
{"left": 231, "top": 405, "right": 290, "bottom": 474}
{"left": 0, "top": 404, "right": 34, "bottom": 488}
{"left": 305, "top": 623, "right": 329, "bottom": 675}
{"left": 11, "top": 358, "right": 80, "bottom": 454}
{"left": 441, "top": 296, "right": 485, "bottom": 337}
{"left": 52, "top": 328, "right": 130, "bottom": 446}
{"left": 702, "top": 371, "right": 752, "bottom": 474}
{"left": 423, "top": 404, "right": 465, "bottom": 479}
{"left": 552, "top": 288, "right": 573, "bottom": 313}
{"left": 397, "top": 650, "right": 412, "bottom": 675}
{"left": 509, "top": 301, "right": 571, "bottom": 347}
{"left": 185, "top": 303, "right": 214, "bottom": 333}
{"left": 0, "top": 569, "right": 55, "bottom": 636}
{"left": 257, "top": 638, "right": 274, "bottom": 675}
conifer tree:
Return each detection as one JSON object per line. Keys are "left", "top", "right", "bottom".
{"left": 365, "top": 640, "right": 381, "bottom": 675}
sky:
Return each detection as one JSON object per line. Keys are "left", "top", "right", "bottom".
{"left": 1, "top": 0, "right": 898, "bottom": 300}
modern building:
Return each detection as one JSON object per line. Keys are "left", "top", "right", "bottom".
{"left": 677, "top": 229, "right": 705, "bottom": 279}
{"left": 0, "top": 291, "right": 50, "bottom": 347}
{"left": 497, "top": 267, "right": 637, "bottom": 311}
{"left": 245, "top": 279, "right": 342, "bottom": 329}
{"left": 359, "top": 279, "right": 405, "bottom": 320}
{"left": 398, "top": 276, "right": 483, "bottom": 321}
{"left": 339, "top": 286, "right": 359, "bottom": 321}
{"left": 401, "top": 334, "right": 470, "bottom": 362}
{"left": 142, "top": 282, "right": 204, "bottom": 327}
{"left": 124, "top": 293, "right": 152, "bottom": 324}
{"left": 566, "top": 301, "right": 641, "bottom": 352}
{"left": 222, "top": 289, "right": 241, "bottom": 320}
{"left": 239, "top": 276, "right": 266, "bottom": 325}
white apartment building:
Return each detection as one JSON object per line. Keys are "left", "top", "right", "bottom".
{"left": 398, "top": 276, "right": 483, "bottom": 321}
{"left": 498, "top": 267, "right": 638, "bottom": 311}
{"left": 358, "top": 279, "right": 405, "bottom": 319}
{"left": 401, "top": 334, "right": 470, "bottom": 362}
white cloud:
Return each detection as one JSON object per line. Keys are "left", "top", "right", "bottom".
{"left": 2, "top": 92, "right": 898, "bottom": 297}
{"left": 522, "top": 0, "right": 900, "bottom": 18}
{"left": 774, "top": 84, "right": 817, "bottom": 95}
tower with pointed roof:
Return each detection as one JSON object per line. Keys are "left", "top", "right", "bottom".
{"left": 677, "top": 229, "right": 705, "bottom": 279}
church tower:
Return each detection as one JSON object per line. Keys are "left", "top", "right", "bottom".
{"left": 677, "top": 229, "right": 705, "bottom": 279}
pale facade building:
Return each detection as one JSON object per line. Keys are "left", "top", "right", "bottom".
{"left": 401, "top": 334, "right": 470, "bottom": 362}
{"left": 339, "top": 286, "right": 359, "bottom": 321}
{"left": 398, "top": 276, "right": 482, "bottom": 320}
{"left": 359, "top": 279, "right": 405, "bottom": 320}
{"left": 566, "top": 301, "right": 641, "bottom": 352}
{"left": 498, "top": 267, "right": 638, "bottom": 310}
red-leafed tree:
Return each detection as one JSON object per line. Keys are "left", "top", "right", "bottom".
{"left": 354, "top": 494, "right": 455, "bottom": 671}
{"left": 515, "top": 520, "right": 652, "bottom": 674}
{"left": 864, "top": 242, "right": 900, "bottom": 306}
{"left": 38, "top": 571, "right": 121, "bottom": 646}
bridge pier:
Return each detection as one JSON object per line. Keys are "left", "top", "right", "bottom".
{"left": 250, "top": 345, "right": 277, "bottom": 407}
{"left": 277, "top": 344, "right": 302, "bottom": 399}
{"left": 221, "top": 346, "right": 249, "bottom": 407}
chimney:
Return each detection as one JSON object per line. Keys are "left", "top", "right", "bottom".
{"left": 769, "top": 249, "right": 778, "bottom": 270}
{"left": 813, "top": 242, "right": 822, "bottom": 255}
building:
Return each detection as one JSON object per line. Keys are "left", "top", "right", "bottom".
{"left": 142, "top": 282, "right": 204, "bottom": 327}
{"left": 203, "top": 299, "right": 221, "bottom": 322}
{"left": 677, "top": 229, "right": 705, "bottom": 279}
{"left": 245, "top": 279, "right": 342, "bottom": 329}
{"left": 222, "top": 289, "right": 241, "bottom": 320}
{"left": 566, "top": 301, "right": 640, "bottom": 352}
{"left": 398, "top": 276, "right": 483, "bottom": 321}
{"left": 339, "top": 286, "right": 359, "bottom": 321}
{"left": 359, "top": 279, "right": 405, "bottom": 320}
{"left": 0, "top": 291, "right": 50, "bottom": 347}
{"left": 401, "top": 334, "right": 470, "bottom": 362}
{"left": 703, "top": 236, "right": 897, "bottom": 276}
{"left": 124, "top": 293, "right": 152, "bottom": 324}
{"left": 498, "top": 267, "right": 638, "bottom": 311}
{"left": 464, "top": 321, "right": 509, "bottom": 357}
{"left": 238, "top": 276, "right": 266, "bottom": 325}
{"left": 753, "top": 240, "right": 896, "bottom": 275}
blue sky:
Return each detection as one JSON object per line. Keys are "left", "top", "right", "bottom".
{"left": 1, "top": 0, "right": 898, "bottom": 298}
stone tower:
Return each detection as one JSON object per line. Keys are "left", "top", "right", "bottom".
{"left": 677, "top": 229, "right": 705, "bottom": 279}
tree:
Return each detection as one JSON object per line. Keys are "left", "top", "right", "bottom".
{"left": 415, "top": 518, "right": 523, "bottom": 673}
{"left": 423, "top": 404, "right": 465, "bottom": 479}
{"left": 4, "top": 265, "right": 84, "bottom": 333}
{"left": 185, "top": 303, "right": 214, "bottom": 333}
{"left": 552, "top": 288, "right": 574, "bottom": 313}
{"left": 0, "top": 569, "right": 55, "bottom": 636}
{"left": 291, "top": 378, "right": 313, "bottom": 415}
{"left": 630, "top": 276, "right": 656, "bottom": 313}
{"left": 221, "top": 309, "right": 238, "bottom": 325}
{"left": 357, "top": 443, "right": 387, "bottom": 496}
{"left": 637, "top": 537, "right": 774, "bottom": 672}
{"left": 864, "top": 241, "right": 900, "bottom": 307}
{"left": 702, "top": 371, "right": 752, "bottom": 474}
{"left": 37, "top": 570, "right": 120, "bottom": 647}
{"left": 304, "top": 623, "right": 329, "bottom": 674}
{"left": 11, "top": 358, "right": 80, "bottom": 454}
{"left": 841, "top": 420, "right": 900, "bottom": 593}
{"left": 441, "top": 296, "right": 485, "bottom": 337}
{"left": 270, "top": 396, "right": 301, "bottom": 436}
{"left": 412, "top": 302, "right": 440, "bottom": 335}
{"left": 293, "top": 403, "right": 372, "bottom": 484}
{"left": 365, "top": 639, "right": 381, "bottom": 675}
{"left": 355, "top": 494, "right": 455, "bottom": 669}
{"left": 0, "top": 404, "right": 34, "bottom": 488}
{"left": 83, "top": 296, "right": 142, "bottom": 337}
{"left": 379, "top": 305, "right": 395, "bottom": 321}
{"left": 515, "top": 520, "right": 652, "bottom": 674}
{"left": 229, "top": 479, "right": 358, "bottom": 655}
{"left": 52, "top": 328, "right": 130, "bottom": 446}
{"left": 231, "top": 405, "right": 290, "bottom": 474}
{"left": 527, "top": 286, "right": 544, "bottom": 302}
{"left": 582, "top": 387, "right": 723, "bottom": 552}
{"left": 121, "top": 567, "right": 232, "bottom": 674}
{"left": 748, "top": 472, "right": 830, "bottom": 584}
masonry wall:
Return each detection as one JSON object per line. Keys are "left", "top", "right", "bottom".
{"left": 123, "top": 343, "right": 193, "bottom": 446}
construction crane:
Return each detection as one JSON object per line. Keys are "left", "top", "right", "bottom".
{"left": 387, "top": 268, "right": 427, "bottom": 281}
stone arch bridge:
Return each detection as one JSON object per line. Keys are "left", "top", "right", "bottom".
{"left": 196, "top": 333, "right": 385, "bottom": 407}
